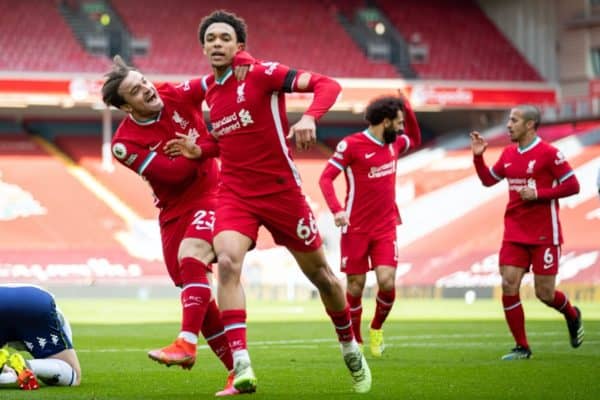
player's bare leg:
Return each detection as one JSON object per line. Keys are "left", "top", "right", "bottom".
{"left": 214, "top": 231, "right": 256, "bottom": 393}
{"left": 291, "top": 247, "right": 372, "bottom": 393}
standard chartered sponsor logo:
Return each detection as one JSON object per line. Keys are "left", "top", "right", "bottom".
{"left": 368, "top": 160, "right": 396, "bottom": 178}
{"left": 213, "top": 112, "right": 238, "bottom": 130}
{"left": 507, "top": 178, "right": 536, "bottom": 192}
{"left": 212, "top": 109, "right": 254, "bottom": 137}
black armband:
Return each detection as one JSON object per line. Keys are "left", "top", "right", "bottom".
{"left": 282, "top": 69, "right": 298, "bottom": 93}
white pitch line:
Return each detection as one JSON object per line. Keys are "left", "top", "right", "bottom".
{"left": 76, "top": 331, "right": 593, "bottom": 353}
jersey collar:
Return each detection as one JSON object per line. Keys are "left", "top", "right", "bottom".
{"left": 517, "top": 136, "right": 541, "bottom": 154}
{"left": 362, "top": 129, "right": 384, "bottom": 146}
{"left": 129, "top": 110, "right": 162, "bottom": 126}
{"left": 215, "top": 67, "right": 233, "bottom": 85}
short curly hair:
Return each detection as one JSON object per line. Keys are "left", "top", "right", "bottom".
{"left": 198, "top": 10, "right": 247, "bottom": 45}
{"left": 364, "top": 96, "right": 405, "bottom": 125}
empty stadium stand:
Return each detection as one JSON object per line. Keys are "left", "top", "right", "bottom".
{"left": 0, "top": 0, "right": 109, "bottom": 72}
{"left": 111, "top": 0, "right": 400, "bottom": 77}
{"left": 375, "top": 0, "right": 542, "bottom": 81}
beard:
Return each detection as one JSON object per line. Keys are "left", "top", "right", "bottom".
{"left": 383, "top": 127, "right": 402, "bottom": 144}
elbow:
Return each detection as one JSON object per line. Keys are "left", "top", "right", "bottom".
{"left": 332, "top": 79, "right": 342, "bottom": 95}
{"left": 573, "top": 180, "right": 581, "bottom": 195}
{"left": 481, "top": 178, "right": 496, "bottom": 187}
{"left": 565, "top": 176, "right": 580, "bottom": 195}
{"left": 318, "top": 176, "right": 328, "bottom": 191}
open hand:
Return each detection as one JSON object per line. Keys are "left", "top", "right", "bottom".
{"left": 470, "top": 131, "right": 488, "bottom": 156}
{"left": 163, "top": 133, "right": 203, "bottom": 159}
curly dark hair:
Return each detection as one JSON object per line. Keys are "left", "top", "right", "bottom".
{"left": 364, "top": 96, "right": 405, "bottom": 125}
{"left": 198, "top": 10, "right": 247, "bottom": 45}
{"left": 101, "top": 55, "right": 135, "bottom": 108}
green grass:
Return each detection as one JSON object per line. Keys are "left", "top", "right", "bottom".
{"left": 1, "top": 299, "right": 599, "bottom": 399}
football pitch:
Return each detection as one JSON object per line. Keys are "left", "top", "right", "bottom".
{"left": 1, "top": 298, "right": 598, "bottom": 399}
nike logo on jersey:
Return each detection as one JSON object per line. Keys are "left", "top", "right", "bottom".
{"left": 304, "top": 236, "right": 317, "bottom": 246}
{"left": 365, "top": 152, "right": 376, "bottom": 159}
{"left": 504, "top": 163, "right": 512, "bottom": 168}
{"left": 543, "top": 263, "right": 553, "bottom": 270}
{"left": 149, "top": 141, "right": 162, "bottom": 151}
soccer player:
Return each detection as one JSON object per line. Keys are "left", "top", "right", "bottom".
{"left": 470, "top": 105, "right": 584, "bottom": 360}
{"left": 318, "top": 96, "right": 421, "bottom": 357}
{"left": 0, "top": 284, "right": 81, "bottom": 390}
{"left": 165, "top": 10, "right": 371, "bottom": 394}
{"left": 101, "top": 54, "right": 251, "bottom": 396}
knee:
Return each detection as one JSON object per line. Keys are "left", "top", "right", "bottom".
{"left": 535, "top": 287, "right": 554, "bottom": 304}
{"left": 378, "top": 279, "right": 395, "bottom": 293}
{"left": 311, "top": 267, "right": 340, "bottom": 294}
{"left": 346, "top": 279, "right": 364, "bottom": 297}
{"left": 501, "top": 277, "right": 519, "bottom": 294}
{"left": 217, "top": 253, "right": 240, "bottom": 283}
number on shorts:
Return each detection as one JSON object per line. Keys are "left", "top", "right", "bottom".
{"left": 296, "top": 213, "right": 318, "bottom": 240}
{"left": 544, "top": 247, "right": 554, "bottom": 265}
{"left": 192, "top": 210, "right": 215, "bottom": 231}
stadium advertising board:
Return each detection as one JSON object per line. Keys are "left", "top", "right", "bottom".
{"left": 0, "top": 77, "right": 557, "bottom": 110}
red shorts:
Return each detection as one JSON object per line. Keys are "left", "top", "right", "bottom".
{"left": 161, "top": 203, "right": 215, "bottom": 286}
{"left": 214, "top": 188, "right": 322, "bottom": 252}
{"left": 340, "top": 230, "right": 398, "bottom": 274}
{"left": 499, "top": 241, "right": 561, "bottom": 275}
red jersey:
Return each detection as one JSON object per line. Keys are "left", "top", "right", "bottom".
{"left": 189, "top": 61, "right": 340, "bottom": 198}
{"left": 111, "top": 82, "right": 218, "bottom": 224}
{"left": 322, "top": 129, "right": 417, "bottom": 233}
{"left": 479, "top": 137, "right": 577, "bottom": 245}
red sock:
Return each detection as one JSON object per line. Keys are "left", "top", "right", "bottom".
{"left": 202, "top": 300, "right": 234, "bottom": 371}
{"left": 326, "top": 305, "right": 354, "bottom": 343}
{"left": 548, "top": 290, "right": 578, "bottom": 320}
{"left": 502, "top": 294, "right": 529, "bottom": 349}
{"left": 180, "top": 258, "right": 211, "bottom": 335}
{"left": 346, "top": 292, "right": 363, "bottom": 343}
{"left": 371, "top": 289, "right": 395, "bottom": 330}
{"left": 221, "top": 309, "right": 247, "bottom": 353}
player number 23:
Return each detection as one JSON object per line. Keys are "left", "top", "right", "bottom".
{"left": 192, "top": 210, "right": 215, "bottom": 231}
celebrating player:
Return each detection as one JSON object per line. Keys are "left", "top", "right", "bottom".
{"left": 470, "top": 105, "right": 583, "bottom": 360}
{"left": 319, "top": 96, "right": 421, "bottom": 357}
{"left": 165, "top": 9, "right": 371, "bottom": 394}
{"left": 0, "top": 284, "right": 81, "bottom": 390}
{"left": 101, "top": 54, "right": 251, "bottom": 396}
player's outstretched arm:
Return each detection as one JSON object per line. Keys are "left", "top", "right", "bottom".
{"left": 402, "top": 98, "right": 421, "bottom": 149}
{"left": 471, "top": 131, "right": 501, "bottom": 186}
